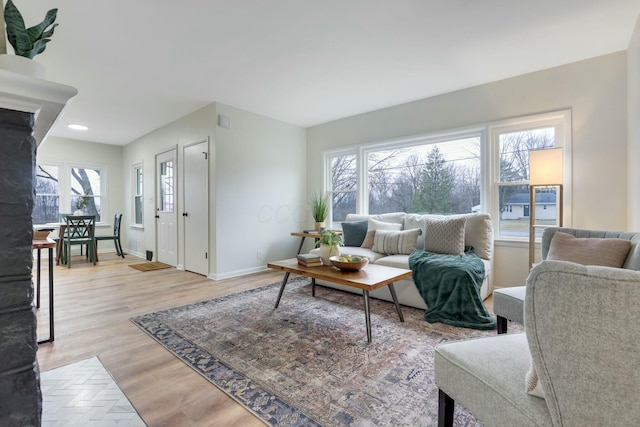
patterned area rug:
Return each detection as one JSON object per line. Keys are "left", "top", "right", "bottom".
{"left": 132, "top": 278, "right": 513, "bottom": 426}
{"left": 128, "top": 262, "right": 171, "bottom": 272}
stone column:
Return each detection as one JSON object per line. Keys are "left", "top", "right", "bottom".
{"left": 0, "top": 108, "right": 41, "bottom": 425}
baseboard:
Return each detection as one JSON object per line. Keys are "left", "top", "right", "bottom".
{"left": 209, "top": 265, "right": 269, "bottom": 281}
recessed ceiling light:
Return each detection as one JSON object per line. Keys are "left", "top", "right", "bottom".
{"left": 68, "top": 123, "right": 88, "bottom": 131}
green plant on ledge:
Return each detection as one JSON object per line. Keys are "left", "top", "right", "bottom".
{"left": 310, "top": 191, "right": 329, "bottom": 223}
{"left": 4, "top": 0, "right": 58, "bottom": 59}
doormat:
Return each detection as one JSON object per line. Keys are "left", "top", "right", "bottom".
{"left": 128, "top": 262, "right": 172, "bottom": 272}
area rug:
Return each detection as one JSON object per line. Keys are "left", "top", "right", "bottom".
{"left": 128, "top": 262, "right": 171, "bottom": 272}
{"left": 132, "top": 278, "right": 513, "bottom": 426}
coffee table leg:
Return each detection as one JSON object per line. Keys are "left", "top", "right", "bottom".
{"left": 274, "top": 272, "right": 290, "bottom": 309}
{"left": 311, "top": 278, "right": 316, "bottom": 297}
{"left": 363, "top": 290, "right": 372, "bottom": 343}
{"left": 388, "top": 283, "right": 404, "bottom": 322}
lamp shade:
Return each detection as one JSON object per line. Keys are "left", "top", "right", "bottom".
{"left": 529, "top": 147, "right": 563, "bottom": 186}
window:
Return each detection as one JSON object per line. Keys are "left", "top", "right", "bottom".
{"left": 328, "top": 153, "right": 357, "bottom": 222}
{"left": 490, "top": 110, "right": 570, "bottom": 239}
{"left": 71, "top": 167, "right": 102, "bottom": 221}
{"left": 365, "top": 137, "right": 481, "bottom": 215}
{"left": 133, "top": 163, "right": 143, "bottom": 225}
{"left": 33, "top": 163, "right": 106, "bottom": 225}
{"left": 159, "top": 160, "right": 174, "bottom": 212}
{"left": 323, "top": 110, "right": 570, "bottom": 240}
{"left": 34, "top": 164, "right": 60, "bottom": 224}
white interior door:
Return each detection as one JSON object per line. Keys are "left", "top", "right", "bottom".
{"left": 183, "top": 141, "right": 209, "bottom": 276}
{"left": 156, "top": 149, "right": 178, "bottom": 266}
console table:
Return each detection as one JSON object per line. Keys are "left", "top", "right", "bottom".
{"left": 33, "top": 238, "right": 56, "bottom": 343}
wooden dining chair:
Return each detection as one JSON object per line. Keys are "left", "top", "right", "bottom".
{"left": 95, "top": 213, "right": 125, "bottom": 260}
{"left": 63, "top": 215, "right": 96, "bottom": 268}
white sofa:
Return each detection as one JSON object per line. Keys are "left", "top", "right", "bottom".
{"left": 310, "top": 212, "right": 494, "bottom": 309}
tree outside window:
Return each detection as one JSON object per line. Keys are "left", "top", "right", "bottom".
{"left": 71, "top": 167, "right": 101, "bottom": 221}
{"left": 34, "top": 164, "right": 60, "bottom": 224}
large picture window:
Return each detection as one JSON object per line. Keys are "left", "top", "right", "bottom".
{"left": 324, "top": 110, "right": 571, "bottom": 240}
{"left": 70, "top": 167, "right": 102, "bottom": 221}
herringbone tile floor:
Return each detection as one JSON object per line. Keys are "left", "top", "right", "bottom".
{"left": 41, "top": 357, "right": 146, "bottom": 427}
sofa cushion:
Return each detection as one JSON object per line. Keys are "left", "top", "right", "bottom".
{"left": 341, "top": 220, "right": 368, "bottom": 247}
{"left": 404, "top": 214, "right": 426, "bottom": 250}
{"left": 372, "top": 228, "right": 421, "bottom": 255}
{"left": 547, "top": 231, "right": 632, "bottom": 268}
{"left": 346, "top": 212, "right": 406, "bottom": 225}
{"left": 424, "top": 216, "right": 467, "bottom": 255}
{"left": 361, "top": 218, "right": 403, "bottom": 249}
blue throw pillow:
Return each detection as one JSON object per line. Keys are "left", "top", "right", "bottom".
{"left": 342, "top": 220, "right": 368, "bottom": 247}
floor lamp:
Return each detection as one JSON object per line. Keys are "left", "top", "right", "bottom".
{"left": 529, "top": 147, "right": 563, "bottom": 269}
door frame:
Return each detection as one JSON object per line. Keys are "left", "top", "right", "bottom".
{"left": 182, "top": 138, "right": 209, "bottom": 275}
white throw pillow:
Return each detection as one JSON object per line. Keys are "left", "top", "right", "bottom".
{"left": 424, "top": 217, "right": 467, "bottom": 255}
{"left": 361, "top": 218, "right": 402, "bottom": 249}
{"left": 372, "top": 229, "right": 422, "bottom": 255}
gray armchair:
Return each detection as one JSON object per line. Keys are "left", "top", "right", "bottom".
{"left": 494, "top": 227, "right": 640, "bottom": 333}
{"left": 435, "top": 261, "right": 640, "bottom": 426}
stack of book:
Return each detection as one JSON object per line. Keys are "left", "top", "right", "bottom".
{"left": 297, "top": 253, "right": 322, "bottom": 267}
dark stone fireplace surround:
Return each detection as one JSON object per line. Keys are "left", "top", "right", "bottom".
{"left": 0, "top": 108, "right": 41, "bottom": 425}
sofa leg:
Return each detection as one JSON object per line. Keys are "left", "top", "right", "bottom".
{"left": 438, "top": 389, "right": 454, "bottom": 427}
{"left": 497, "top": 315, "right": 507, "bottom": 334}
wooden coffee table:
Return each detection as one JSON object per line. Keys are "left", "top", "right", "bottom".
{"left": 267, "top": 258, "right": 412, "bottom": 342}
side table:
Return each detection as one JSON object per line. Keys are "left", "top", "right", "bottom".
{"left": 33, "top": 238, "right": 56, "bottom": 343}
{"left": 291, "top": 230, "right": 342, "bottom": 255}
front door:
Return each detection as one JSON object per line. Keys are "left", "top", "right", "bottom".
{"left": 156, "top": 149, "right": 178, "bottom": 266}
{"left": 183, "top": 140, "right": 209, "bottom": 276}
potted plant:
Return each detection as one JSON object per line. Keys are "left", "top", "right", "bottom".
{"left": 310, "top": 191, "right": 329, "bottom": 231}
{"left": 316, "top": 229, "right": 342, "bottom": 265}
{"left": 0, "top": 0, "right": 58, "bottom": 78}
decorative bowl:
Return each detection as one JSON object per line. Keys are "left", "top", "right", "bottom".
{"left": 329, "top": 255, "right": 369, "bottom": 271}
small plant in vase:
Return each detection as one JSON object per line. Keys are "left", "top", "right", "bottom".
{"left": 310, "top": 191, "right": 329, "bottom": 231}
{"left": 316, "top": 229, "right": 342, "bottom": 265}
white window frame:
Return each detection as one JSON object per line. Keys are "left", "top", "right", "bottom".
{"left": 33, "top": 162, "right": 108, "bottom": 226}
{"left": 132, "top": 162, "right": 144, "bottom": 228}
{"left": 487, "top": 109, "right": 572, "bottom": 242}
{"left": 322, "top": 109, "right": 572, "bottom": 242}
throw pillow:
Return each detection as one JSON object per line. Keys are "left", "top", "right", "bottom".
{"left": 371, "top": 229, "right": 422, "bottom": 255}
{"left": 525, "top": 358, "right": 545, "bottom": 399}
{"left": 424, "top": 217, "right": 467, "bottom": 255}
{"left": 546, "top": 232, "right": 632, "bottom": 267}
{"left": 341, "top": 220, "right": 368, "bottom": 247}
{"left": 361, "top": 218, "right": 403, "bottom": 249}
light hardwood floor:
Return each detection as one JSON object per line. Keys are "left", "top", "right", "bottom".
{"left": 36, "top": 253, "right": 284, "bottom": 426}
{"left": 35, "top": 252, "right": 495, "bottom": 426}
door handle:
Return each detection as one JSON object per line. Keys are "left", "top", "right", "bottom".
{"left": 182, "top": 212, "right": 188, "bottom": 217}
{"left": 155, "top": 215, "right": 160, "bottom": 219}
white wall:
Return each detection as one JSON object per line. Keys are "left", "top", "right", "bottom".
{"left": 122, "top": 103, "right": 307, "bottom": 278}
{"left": 122, "top": 104, "right": 217, "bottom": 265}
{"left": 307, "top": 52, "right": 628, "bottom": 288}
{"left": 628, "top": 16, "right": 640, "bottom": 230}
{"left": 214, "top": 104, "right": 307, "bottom": 279}
{"left": 35, "top": 136, "right": 125, "bottom": 251}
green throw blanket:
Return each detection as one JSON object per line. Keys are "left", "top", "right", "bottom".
{"left": 409, "top": 248, "right": 496, "bottom": 330}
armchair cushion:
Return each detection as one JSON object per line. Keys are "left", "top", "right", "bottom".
{"left": 547, "top": 231, "right": 632, "bottom": 267}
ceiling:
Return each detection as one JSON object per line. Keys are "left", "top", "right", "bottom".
{"left": 15, "top": 0, "right": 640, "bottom": 146}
